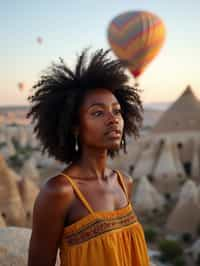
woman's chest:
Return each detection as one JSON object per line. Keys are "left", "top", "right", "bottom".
{"left": 64, "top": 179, "right": 128, "bottom": 226}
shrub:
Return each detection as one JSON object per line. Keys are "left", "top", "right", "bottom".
{"left": 12, "top": 138, "right": 20, "bottom": 150}
{"left": 144, "top": 227, "right": 157, "bottom": 243}
{"left": 158, "top": 239, "right": 183, "bottom": 261}
{"left": 0, "top": 142, "right": 6, "bottom": 149}
{"left": 9, "top": 154, "right": 23, "bottom": 168}
{"left": 173, "top": 255, "right": 186, "bottom": 266}
{"left": 181, "top": 232, "right": 193, "bottom": 243}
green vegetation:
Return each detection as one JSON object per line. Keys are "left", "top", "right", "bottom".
{"left": 9, "top": 123, "right": 18, "bottom": 127}
{"left": 144, "top": 226, "right": 158, "bottom": 243}
{"left": 0, "top": 142, "right": 6, "bottom": 149}
{"left": 158, "top": 239, "right": 185, "bottom": 266}
{"left": 181, "top": 232, "right": 193, "bottom": 243}
{"left": 7, "top": 139, "right": 34, "bottom": 168}
{"left": 12, "top": 139, "right": 33, "bottom": 160}
{"left": 158, "top": 239, "right": 183, "bottom": 259}
{"left": 8, "top": 154, "right": 24, "bottom": 168}
{"left": 173, "top": 256, "right": 186, "bottom": 266}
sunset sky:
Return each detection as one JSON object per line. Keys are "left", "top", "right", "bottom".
{"left": 1, "top": 0, "right": 200, "bottom": 106}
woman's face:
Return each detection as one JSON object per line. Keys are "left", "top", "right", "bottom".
{"left": 78, "top": 88, "right": 124, "bottom": 151}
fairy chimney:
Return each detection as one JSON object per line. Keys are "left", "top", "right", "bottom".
{"left": 0, "top": 154, "right": 26, "bottom": 226}
{"left": 18, "top": 178, "right": 39, "bottom": 227}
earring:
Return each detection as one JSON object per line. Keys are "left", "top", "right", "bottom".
{"left": 75, "top": 134, "right": 79, "bottom": 151}
{"left": 121, "top": 133, "right": 126, "bottom": 147}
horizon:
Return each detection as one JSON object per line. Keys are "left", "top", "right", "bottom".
{"left": 0, "top": 101, "right": 172, "bottom": 111}
{"left": 1, "top": 1, "right": 200, "bottom": 105}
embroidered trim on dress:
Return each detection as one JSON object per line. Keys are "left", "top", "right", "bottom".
{"left": 64, "top": 211, "right": 137, "bottom": 245}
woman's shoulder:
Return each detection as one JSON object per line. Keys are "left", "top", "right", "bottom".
{"left": 114, "top": 169, "right": 134, "bottom": 200}
{"left": 35, "top": 173, "right": 74, "bottom": 214}
{"left": 40, "top": 173, "right": 73, "bottom": 196}
{"left": 114, "top": 168, "right": 133, "bottom": 185}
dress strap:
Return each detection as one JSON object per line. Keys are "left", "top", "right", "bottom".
{"left": 114, "top": 170, "right": 129, "bottom": 202}
{"left": 61, "top": 173, "right": 94, "bottom": 214}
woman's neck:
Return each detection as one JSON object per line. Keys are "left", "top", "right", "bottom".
{"left": 77, "top": 148, "right": 108, "bottom": 178}
{"left": 67, "top": 148, "right": 111, "bottom": 181}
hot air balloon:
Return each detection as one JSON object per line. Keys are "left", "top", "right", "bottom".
{"left": 37, "top": 36, "right": 43, "bottom": 44}
{"left": 107, "top": 11, "right": 166, "bottom": 80}
{"left": 18, "top": 82, "right": 25, "bottom": 91}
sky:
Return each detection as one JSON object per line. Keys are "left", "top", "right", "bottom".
{"left": 0, "top": 0, "right": 200, "bottom": 106}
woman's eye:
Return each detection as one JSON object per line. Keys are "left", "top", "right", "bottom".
{"left": 92, "top": 111, "right": 103, "bottom": 116}
{"left": 91, "top": 109, "right": 121, "bottom": 117}
{"left": 114, "top": 109, "right": 122, "bottom": 115}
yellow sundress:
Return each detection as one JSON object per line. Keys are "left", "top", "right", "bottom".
{"left": 59, "top": 170, "right": 150, "bottom": 266}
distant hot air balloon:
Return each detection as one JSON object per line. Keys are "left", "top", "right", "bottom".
{"left": 37, "top": 36, "right": 43, "bottom": 44}
{"left": 18, "top": 82, "right": 25, "bottom": 91}
{"left": 107, "top": 11, "right": 166, "bottom": 80}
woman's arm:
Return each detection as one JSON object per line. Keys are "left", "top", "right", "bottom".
{"left": 28, "top": 176, "right": 73, "bottom": 266}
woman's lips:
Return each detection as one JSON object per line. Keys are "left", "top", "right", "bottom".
{"left": 105, "top": 130, "right": 121, "bottom": 138}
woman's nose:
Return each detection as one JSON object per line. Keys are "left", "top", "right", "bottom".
{"left": 106, "top": 112, "right": 118, "bottom": 125}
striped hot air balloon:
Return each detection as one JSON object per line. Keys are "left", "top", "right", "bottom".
{"left": 37, "top": 36, "right": 43, "bottom": 44}
{"left": 107, "top": 11, "right": 166, "bottom": 78}
{"left": 18, "top": 82, "right": 25, "bottom": 91}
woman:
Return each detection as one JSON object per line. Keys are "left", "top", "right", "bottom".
{"left": 27, "top": 49, "right": 150, "bottom": 266}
